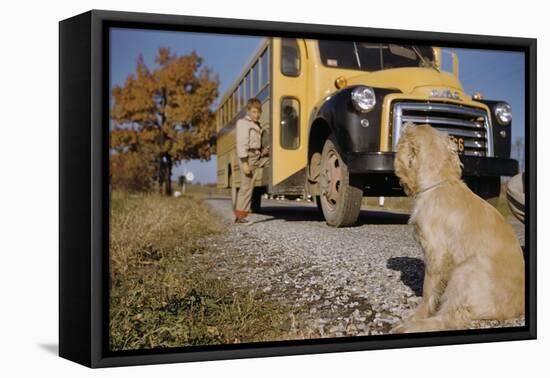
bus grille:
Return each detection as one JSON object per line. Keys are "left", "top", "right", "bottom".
{"left": 391, "top": 102, "right": 493, "bottom": 157}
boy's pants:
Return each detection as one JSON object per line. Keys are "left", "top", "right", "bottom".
{"left": 234, "top": 149, "right": 269, "bottom": 219}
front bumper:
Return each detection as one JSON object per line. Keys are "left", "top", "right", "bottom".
{"left": 346, "top": 151, "right": 519, "bottom": 177}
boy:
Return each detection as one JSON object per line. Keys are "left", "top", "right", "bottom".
{"left": 234, "top": 97, "right": 269, "bottom": 224}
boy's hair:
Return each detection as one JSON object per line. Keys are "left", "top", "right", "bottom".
{"left": 246, "top": 97, "right": 262, "bottom": 111}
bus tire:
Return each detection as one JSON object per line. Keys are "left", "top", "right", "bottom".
{"left": 314, "top": 195, "right": 323, "bottom": 216}
{"left": 319, "top": 135, "right": 363, "bottom": 227}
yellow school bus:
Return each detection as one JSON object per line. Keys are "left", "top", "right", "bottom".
{"left": 215, "top": 37, "right": 518, "bottom": 226}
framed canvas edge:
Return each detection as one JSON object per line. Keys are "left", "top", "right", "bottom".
{"left": 58, "top": 8, "right": 537, "bottom": 369}
{"left": 59, "top": 10, "right": 93, "bottom": 367}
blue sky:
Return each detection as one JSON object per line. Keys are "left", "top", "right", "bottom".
{"left": 110, "top": 28, "right": 525, "bottom": 184}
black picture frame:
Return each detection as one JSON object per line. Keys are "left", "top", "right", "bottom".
{"left": 59, "top": 9, "right": 537, "bottom": 368}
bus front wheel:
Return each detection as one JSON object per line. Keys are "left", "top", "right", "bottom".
{"left": 319, "top": 136, "right": 363, "bottom": 227}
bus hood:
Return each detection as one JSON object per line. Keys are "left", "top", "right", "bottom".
{"left": 345, "top": 67, "right": 465, "bottom": 95}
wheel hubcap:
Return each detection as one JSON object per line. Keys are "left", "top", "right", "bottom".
{"left": 321, "top": 149, "right": 342, "bottom": 209}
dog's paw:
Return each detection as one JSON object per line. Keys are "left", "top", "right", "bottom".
{"left": 390, "top": 323, "right": 409, "bottom": 334}
{"left": 391, "top": 318, "right": 430, "bottom": 334}
{"left": 401, "top": 308, "right": 418, "bottom": 322}
{"left": 391, "top": 318, "right": 448, "bottom": 334}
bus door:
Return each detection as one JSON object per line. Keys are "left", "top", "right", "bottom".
{"left": 270, "top": 37, "right": 309, "bottom": 194}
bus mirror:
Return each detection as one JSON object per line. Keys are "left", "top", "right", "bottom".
{"left": 452, "top": 51, "right": 459, "bottom": 78}
{"left": 432, "top": 47, "right": 442, "bottom": 70}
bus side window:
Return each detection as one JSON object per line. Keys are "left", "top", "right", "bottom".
{"left": 280, "top": 97, "right": 300, "bottom": 149}
{"left": 281, "top": 38, "right": 300, "bottom": 77}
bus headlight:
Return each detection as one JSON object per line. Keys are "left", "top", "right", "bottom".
{"left": 494, "top": 102, "right": 512, "bottom": 125}
{"left": 351, "top": 86, "right": 376, "bottom": 112}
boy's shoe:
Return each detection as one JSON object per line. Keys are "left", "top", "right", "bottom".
{"left": 234, "top": 217, "right": 253, "bottom": 225}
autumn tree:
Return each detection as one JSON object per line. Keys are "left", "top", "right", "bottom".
{"left": 110, "top": 48, "right": 219, "bottom": 194}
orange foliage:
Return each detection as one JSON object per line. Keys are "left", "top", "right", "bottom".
{"left": 110, "top": 48, "right": 219, "bottom": 194}
{"left": 110, "top": 152, "right": 156, "bottom": 192}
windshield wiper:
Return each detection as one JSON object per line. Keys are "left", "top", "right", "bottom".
{"left": 353, "top": 42, "right": 362, "bottom": 69}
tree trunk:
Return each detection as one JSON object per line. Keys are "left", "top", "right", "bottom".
{"left": 158, "top": 117, "right": 166, "bottom": 195}
{"left": 164, "top": 155, "right": 173, "bottom": 196}
{"left": 157, "top": 156, "right": 164, "bottom": 195}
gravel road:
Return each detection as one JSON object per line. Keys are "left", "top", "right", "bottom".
{"left": 197, "top": 196, "right": 525, "bottom": 339}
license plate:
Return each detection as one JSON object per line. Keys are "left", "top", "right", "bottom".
{"left": 449, "top": 135, "right": 465, "bottom": 154}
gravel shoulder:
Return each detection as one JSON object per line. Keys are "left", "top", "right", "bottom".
{"left": 195, "top": 197, "right": 525, "bottom": 339}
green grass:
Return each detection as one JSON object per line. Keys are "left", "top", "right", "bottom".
{"left": 109, "top": 191, "right": 291, "bottom": 351}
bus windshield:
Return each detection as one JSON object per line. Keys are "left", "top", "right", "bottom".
{"left": 318, "top": 41, "right": 437, "bottom": 71}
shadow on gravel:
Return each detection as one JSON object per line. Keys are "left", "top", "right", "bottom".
{"left": 255, "top": 206, "right": 410, "bottom": 226}
{"left": 386, "top": 257, "right": 425, "bottom": 296}
{"left": 255, "top": 206, "right": 324, "bottom": 222}
{"left": 356, "top": 210, "right": 410, "bottom": 225}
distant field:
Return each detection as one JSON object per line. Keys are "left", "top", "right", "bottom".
{"left": 363, "top": 182, "right": 514, "bottom": 220}
{"left": 179, "top": 181, "right": 514, "bottom": 220}
{"left": 175, "top": 183, "right": 230, "bottom": 198}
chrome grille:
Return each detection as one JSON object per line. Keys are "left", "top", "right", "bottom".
{"left": 391, "top": 102, "right": 493, "bottom": 157}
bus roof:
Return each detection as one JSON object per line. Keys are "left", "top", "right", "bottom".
{"left": 213, "top": 37, "right": 270, "bottom": 113}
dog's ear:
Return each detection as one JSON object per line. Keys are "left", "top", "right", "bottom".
{"left": 408, "top": 140, "right": 418, "bottom": 169}
{"left": 445, "top": 134, "right": 464, "bottom": 177}
{"left": 400, "top": 122, "right": 418, "bottom": 168}
{"left": 401, "top": 122, "right": 415, "bottom": 136}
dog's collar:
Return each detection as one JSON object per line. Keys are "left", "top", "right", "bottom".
{"left": 413, "top": 179, "right": 451, "bottom": 198}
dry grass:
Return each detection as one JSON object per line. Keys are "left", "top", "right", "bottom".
{"left": 109, "top": 191, "right": 291, "bottom": 351}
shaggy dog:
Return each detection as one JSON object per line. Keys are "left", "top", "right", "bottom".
{"left": 391, "top": 123, "right": 524, "bottom": 333}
